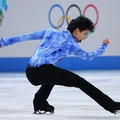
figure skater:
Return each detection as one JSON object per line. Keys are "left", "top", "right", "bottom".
{"left": 0, "top": 16, "right": 120, "bottom": 114}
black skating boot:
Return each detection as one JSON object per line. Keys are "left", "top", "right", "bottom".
{"left": 114, "top": 102, "right": 120, "bottom": 114}
{"left": 33, "top": 98, "right": 54, "bottom": 114}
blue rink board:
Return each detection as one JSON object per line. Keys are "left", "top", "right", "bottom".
{"left": 0, "top": 56, "right": 120, "bottom": 72}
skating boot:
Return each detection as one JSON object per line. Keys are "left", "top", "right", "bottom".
{"left": 33, "top": 99, "right": 54, "bottom": 114}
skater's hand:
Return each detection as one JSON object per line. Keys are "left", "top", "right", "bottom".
{"left": 103, "top": 39, "right": 110, "bottom": 45}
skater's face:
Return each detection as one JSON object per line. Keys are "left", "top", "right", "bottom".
{"left": 73, "top": 28, "right": 89, "bottom": 43}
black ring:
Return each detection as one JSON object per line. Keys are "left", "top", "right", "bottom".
{"left": 66, "top": 4, "right": 82, "bottom": 25}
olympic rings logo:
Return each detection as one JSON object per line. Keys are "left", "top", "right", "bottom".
{"left": 48, "top": 4, "right": 99, "bottom": 29}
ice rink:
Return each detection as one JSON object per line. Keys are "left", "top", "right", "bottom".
{"left": 0, "top": 70, "right": 120, "bottom": 120}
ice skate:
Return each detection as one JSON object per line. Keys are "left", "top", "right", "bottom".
{"left": 33, "top": 105, "right": 54, "bottom": 114}
{"left": 33, "top": 99, "right": 54, "bottom": 114}
{"left": 114, "top": 102, "right": 120, "bottom": 114}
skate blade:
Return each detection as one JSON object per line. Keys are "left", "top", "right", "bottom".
{"left": 33, "top": 110, "right": 54, "bottom": 114}
{"left": 114, "top": 110, "right": 120, "bottom": 114}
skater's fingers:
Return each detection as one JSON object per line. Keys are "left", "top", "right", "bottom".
{"left": 103, "top": 39, "right": 110, "bottom": 45}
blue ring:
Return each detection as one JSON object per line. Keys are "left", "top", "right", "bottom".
{"left": 48, "top": 4, "right": 65, "bottom": 29}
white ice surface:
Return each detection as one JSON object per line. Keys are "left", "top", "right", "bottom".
{"left": 0, "top": 70, "right": 120, "bottom": 120}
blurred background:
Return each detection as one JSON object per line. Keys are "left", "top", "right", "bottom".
{"left": 0, "top": 0, "right": 120, "bottom": 72}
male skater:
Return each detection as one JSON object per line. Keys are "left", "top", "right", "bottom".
{"left": 0, "top": 16, "right": 120, "bottom": 114}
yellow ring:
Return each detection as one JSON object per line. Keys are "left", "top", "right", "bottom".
{"left": 57, "top": 16, "right": 71, "bottom": 30}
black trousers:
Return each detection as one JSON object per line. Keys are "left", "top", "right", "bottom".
{"left": 26, "top": 64, "right": 117, "bottom": 113}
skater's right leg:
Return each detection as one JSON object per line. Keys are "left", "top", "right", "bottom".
{"left": 50, "top": 66, "right": 120, "bottom": 114}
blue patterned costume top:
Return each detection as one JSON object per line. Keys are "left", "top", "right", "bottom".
{"left": 0, "top": 28, "right": 108, "bottom": 67}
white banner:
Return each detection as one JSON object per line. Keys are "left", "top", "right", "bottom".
{"left": 0, "top": 0, "right": 120, "bottom": 57}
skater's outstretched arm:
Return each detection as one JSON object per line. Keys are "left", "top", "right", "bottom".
{"left": 74, "top": 38, "right": 110, "bottom": 61}
{"left": 0, "top": 29, "right": 47, "bottom": 47}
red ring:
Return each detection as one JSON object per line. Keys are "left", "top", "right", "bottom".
{"left": 83, "top": 4, "right": 99, "bottom": 27}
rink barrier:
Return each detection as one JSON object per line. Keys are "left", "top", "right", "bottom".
{"left": 0, "top": 56, "right": 120, "bottom": 72}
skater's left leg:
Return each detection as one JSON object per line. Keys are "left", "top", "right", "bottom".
{"left": 34, "top": 84, "right": 54, "bottom": 101}
{"left": 33, "top": 85, "right": 54, "bottom": 113}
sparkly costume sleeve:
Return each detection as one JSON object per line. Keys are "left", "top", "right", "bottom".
{"left": 74, "top": 43, "right": 108, "bottom": 61}
{"left": 0, "top": 30, "right": 46, "bottom": 47}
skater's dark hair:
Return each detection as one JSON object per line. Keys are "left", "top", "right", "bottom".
{"left": 67, "top": 16, "right": 95, "bottom": 34}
